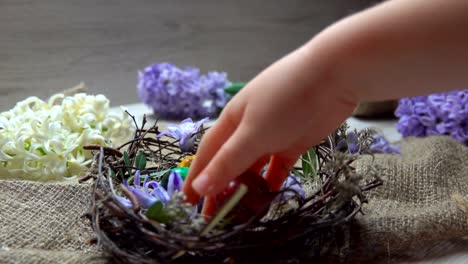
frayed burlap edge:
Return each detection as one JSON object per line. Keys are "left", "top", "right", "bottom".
{"left": 349, "top": 136, "right": 468, "bottom": 262}
{"left": 452, "top": 193, "right": 468, "bottom": 224}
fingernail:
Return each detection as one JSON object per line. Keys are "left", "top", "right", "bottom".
{"left": 192, "top": 174, "right": 214, "bottom": 195}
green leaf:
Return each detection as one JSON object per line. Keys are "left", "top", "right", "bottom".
{"left": 149, "top": 169, "right": 171, "bottom": 180}
{"left": 123, "top": 151, "right": 133, "bottom": 178}
{"left": 291, "top": 167, "right": 303, "bottom": 178}
{"left": 301, "top": 147, "right": 318, "bottom": 178}
{"left": 224, "top": 82, "right": 246, "bottom": 95}
{"left": 146, "top": 201, "right": 172, "bottom": 224}
{"left": 146, "top": 201, "right": 162, "bottom": 216}
{"left": 135, "top": 151, "right": 147, "bottom": 170}
{"left": 160, "top": 171, "right": 171, "bottom": 189}
{"left": 123, "top": 151, "right": 131, "bottom": 166}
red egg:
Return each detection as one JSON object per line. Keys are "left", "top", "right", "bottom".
{"left": 215, "top": 170, "right": 275, "bottom": 224}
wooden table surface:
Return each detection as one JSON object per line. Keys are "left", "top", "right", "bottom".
{"left": 0, "top": 0, "right": 374, "bottom": 111}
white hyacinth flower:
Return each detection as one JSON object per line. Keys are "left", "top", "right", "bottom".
{"left": 0, "top": 92, "right": 135, "bottom": 181}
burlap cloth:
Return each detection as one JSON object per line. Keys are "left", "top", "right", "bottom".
{"left": 0, "top": 136, "right": 467, "bottom": 263}
{"left": 0, "top": 181, "right": 104, "bottom": 264}
{"left": 350, "top": 136, "right": 468, "bottom": 262}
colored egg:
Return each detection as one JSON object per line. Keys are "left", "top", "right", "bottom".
{"left": 215, "top": 170, "right": 275, "bottom": 224}
{"left": 178, "top": 155, "right": 196, "bottom": 168}
{"left": 170, "top": 166, "right": 189, "bottom": 180}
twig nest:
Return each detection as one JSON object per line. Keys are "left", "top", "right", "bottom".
{"left": 84, "top": 119, "right": 384, "bottom": 263}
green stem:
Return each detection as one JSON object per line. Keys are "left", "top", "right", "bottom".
{"left": 201, "top": 183, "right": 248, "bottom": 236}
{"left": 172, "top": 183, "right": 248, "bottom": 260}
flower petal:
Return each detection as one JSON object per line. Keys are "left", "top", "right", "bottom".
{"left": 131, "top": 188, "right": 158, "bottom": 208}
{"left": 134, "top": 170, "right": 141, "bottom": 187}
{"left": 346, "top": 131, "right": 360, "bottom": 154}
{"left": 146, "top": 181, "right": 170, "bottom": 203}
{"left": 167, "top": 171, "right": 184, "bottom": 196}
{"left": 279, "top": 175, "right": 305, "bottom": 201}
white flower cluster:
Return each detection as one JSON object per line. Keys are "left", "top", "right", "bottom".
{"left": 0, "top": 93, "right": 135, "bottom": 181}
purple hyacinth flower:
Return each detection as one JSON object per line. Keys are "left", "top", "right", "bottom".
{"left": 110, "top": 170, "right": 177, "bottom": 209}
{"left": 346, "top": 131, "right": 360, "bottom": 154}
{"left": 144, "top": 180, "right": 170, "bottom": 204}
{"left": 124, "top": 183, "right": 160, "bottom": 208}
{"left": 451, "top": 123, "right": 468, "bottom": 143}
{"left": 369, "top": 134, "right": 400, "bottom": 154}
{"left": 395, "top": 89, "right": 468, "bottom": 145}
{"left": 337, "top": 131, "right": 360, "bottom": 154}
{"left": 157, "top": 117, "right": 209, "bottom": 152}
{"left": 122, "top": 171, "right": 161, "bottom": 208}
{"left": 200, "top": 71, "right": 232, "bottom": 109}
{"left": 137, "top": 63, "right": 231, "bottom": 119}
{"left": 108, "top": 173, "right": 133, "bottom": 208}
{"left": 166, "top": 171, "right": 184, "bottom": 196}
{"left": 109, "top": 170, "right": 187, "bottom": 210}
{"left": 279, "top": 175, "right": 306, "bottom": 201}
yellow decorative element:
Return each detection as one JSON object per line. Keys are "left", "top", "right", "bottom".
{"left": 178, "top": 155, "right": 196, "bottom": 168}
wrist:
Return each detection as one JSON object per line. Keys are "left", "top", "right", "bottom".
{"left": 302, "top": 27, "right": 363, "bottom": 107}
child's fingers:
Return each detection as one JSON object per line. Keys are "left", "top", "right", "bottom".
{"left": 191, "top": 123, "right": 264, "bottom": 197}
{"left": 249, "top": 155, "right": 270, "bottom": 175}
{"left": 183, "top": 111, "right": 240, "bottom": 204}
{"left": 201, "top": 196, "right": 217, "bottom": 219}
{"left": 264, "top": 154, "right": 301, "bottom": 191}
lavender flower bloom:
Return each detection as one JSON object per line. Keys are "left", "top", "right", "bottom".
{"left": 200, "top": 72, "right": 232, "bottom": 109}
{"left": 279, "top": 175, "right": 306, "bottom": 201}
{"left": 157, "top": 117, "right": 208, "bottom": 152}
{"left": 111, "top": 170, "right": 184, "bottom": 209}
{"left": 337, "top": 131, "right": 360, "bottom": 154}
{"left": 395, "top": 90, "right": 468, "bottom": 145}
{"left": 369, "top": 134, "right": 400, "bottom": 154}
{"left": 137, "top": 63, "right": 231, "bottom": 119}
{"left": 166, "top": 171, "right": 184, "bottom": 196}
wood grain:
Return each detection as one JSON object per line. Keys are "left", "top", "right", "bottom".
{"left": 0, "top": 0, "right": 372, "bottom": 110}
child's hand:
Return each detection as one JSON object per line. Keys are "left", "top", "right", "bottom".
{"left": 182, "top": 42, "right": 357, "bottom": 204}
{"left": 183, "top": 0, "right": 468, "bottom": 204}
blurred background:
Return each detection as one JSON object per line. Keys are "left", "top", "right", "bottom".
{"left": 0, "top": 0, "right": 376, "bottom": 111}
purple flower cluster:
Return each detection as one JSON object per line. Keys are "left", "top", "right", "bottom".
{"left": 370, "top": 134, "right": 400, "bottom": 154}
{"left": 137, "top": 63, "right": 231, "bottom": 119}
{"left": 157, "top": 118, "right": 208, "bottom": 153}
{"left": 395, "top": 90, "right": 468, "bottom": 145}
{"left": 336, "top": 131, "right": 361, "bottom": 154}
{"left": 111, "top": 170, "right": 183, "bottom": 209}
{"left": 280, "top": 175, "right": 306, "bottom": 201}
{"left": 337, "top": 131, "right": 400, "bottom": 154}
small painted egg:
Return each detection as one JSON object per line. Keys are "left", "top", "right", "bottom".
{"left": 170, "top": 167, "right": 189, "bottom": 180}
{"left": 215, "top": 170, "right": 275, "bottom": 224}
{"left": 178, "top": 155, "right": 196, "bottom": 168}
